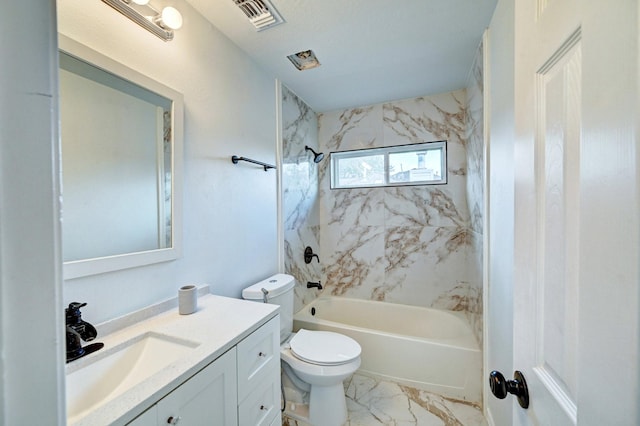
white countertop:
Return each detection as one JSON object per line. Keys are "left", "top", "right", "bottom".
{"left": 67, "top": 294, "right": 279, "bottom": 426}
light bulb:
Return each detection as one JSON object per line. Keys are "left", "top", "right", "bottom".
{"left": 131, "top": 0, "right": 150, "bottom": 5}
{"left": 160, "top": 7, "right": 183, "bottom": 30}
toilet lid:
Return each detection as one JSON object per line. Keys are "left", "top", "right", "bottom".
{"left": 289, "top": 329, "right": 361, "bottom": 366}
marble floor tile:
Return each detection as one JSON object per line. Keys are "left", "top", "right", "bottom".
{"left": 283, "top": 373, "right": 487, "bottom": 426}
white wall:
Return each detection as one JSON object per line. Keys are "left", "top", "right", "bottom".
{"left": 58, "top": 0, "right": 279, "bottom": 324}
{"left": 0, "top": 2, "right": 65, "bottom": 423}
{"left": 485, "top": 0, "right": 515, "bottom": 424}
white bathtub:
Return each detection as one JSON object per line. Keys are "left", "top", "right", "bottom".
{"left": 293, "top": 297, "right": 481, "bottom": 403}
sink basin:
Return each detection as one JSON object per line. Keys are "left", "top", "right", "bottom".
{"left": 66, "top": 332, "right": 200, "bottom": 422}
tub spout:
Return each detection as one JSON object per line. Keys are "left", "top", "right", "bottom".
{"left": 306, "top": 281, "right": 322, "bottom": 290}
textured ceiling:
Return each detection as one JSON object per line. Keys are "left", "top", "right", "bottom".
{"left": 184, "top": 0, "right": 497, "bottom": 112}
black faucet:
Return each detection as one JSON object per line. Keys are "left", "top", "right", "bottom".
{"left": 65, "top": 302, "right": 103, "bottom": 363}
{"left": 307, "top": 281, "right": 322, "bottom": 290}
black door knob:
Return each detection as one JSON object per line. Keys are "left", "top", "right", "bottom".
{"left": 489, "top": 370, "right": 529, "bottom": 409}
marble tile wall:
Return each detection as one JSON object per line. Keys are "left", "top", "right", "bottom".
{"left": 281, "top": 85, "right": 322, "bottom": 312}
{"left": 282, "top": 43, "right": 485, "bottom": 346}
{"left": 465, "top": 41, "right": 485, "bottom": 347}
{"left": 317, "top": 90, "right": 477, "bottom": 313}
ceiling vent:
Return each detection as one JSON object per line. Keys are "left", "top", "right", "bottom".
{"left": 233, "top": 0, "right": 284, "bottom": 31}
{"left": 287, "top": 50, "right": 321, "bottom": 71}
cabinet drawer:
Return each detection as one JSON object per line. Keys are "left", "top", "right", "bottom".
{"left": 238, "top": 370, "right": 280, "bottom": 426}
{"left": 237, "top": 316, "right": 279, "bottom": 401}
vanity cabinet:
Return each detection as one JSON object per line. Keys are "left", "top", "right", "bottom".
{"left": 236, "top": 315, "right": 280, "bottom": 426}
{"left": 127, "top": 316, "right": 279, "bottom": 426}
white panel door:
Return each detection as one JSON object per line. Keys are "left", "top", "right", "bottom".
{"left": 510, "top": 0, "right": 639, "bottom": 425}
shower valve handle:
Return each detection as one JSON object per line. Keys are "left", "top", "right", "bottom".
{"left": 304, "top": 246, "right": 320, "bottom": 264}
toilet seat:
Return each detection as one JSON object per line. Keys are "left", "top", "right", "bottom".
{"left": 289, "top": 329, "right": 361, "bottom": 366}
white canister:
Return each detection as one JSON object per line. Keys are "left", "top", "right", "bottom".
{"left": 178, "top": 285, "right": 198, "bottom": 315}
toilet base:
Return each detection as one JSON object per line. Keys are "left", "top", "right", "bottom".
{"left": 282, "top": 401, "right": 311, "bottom": 425}
{"left": 308, "top": 384, "right": 348, "bottom": 426}
{"left": 281, "top": 365, "right": 349, "bottom": 426}
{"left": 282, "top": 384, "right": 347, "bottom": 426}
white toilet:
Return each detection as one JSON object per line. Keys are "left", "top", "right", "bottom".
{"left": 242, "top": 274, "right": 361, "bottom": 426}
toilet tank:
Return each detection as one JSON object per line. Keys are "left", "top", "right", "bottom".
{"left": 242, "top": 274, "right": 295, "bottom": 343}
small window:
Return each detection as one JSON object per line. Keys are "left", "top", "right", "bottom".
{"left": 330, "top": 141, "right": 447, "bottom": 189}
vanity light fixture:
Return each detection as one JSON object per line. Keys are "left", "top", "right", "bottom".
{"left": 102, "top": 0, "right": 183, "bottom": 41}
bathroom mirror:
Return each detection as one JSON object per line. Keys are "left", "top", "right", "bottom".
{"left": 59, "top": 36, "right": 183, "bottom": 279}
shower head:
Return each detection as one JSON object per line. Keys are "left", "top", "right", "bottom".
{"left": 305, "top": 145, "right": 325, "bottom": 163}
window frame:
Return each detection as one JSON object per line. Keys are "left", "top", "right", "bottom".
{"left": 329, "top": 140, "right": 447, "bottom": 189}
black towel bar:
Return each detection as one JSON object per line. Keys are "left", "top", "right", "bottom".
{"left": 231, "top": 155, "right": 276, "bottom": 171}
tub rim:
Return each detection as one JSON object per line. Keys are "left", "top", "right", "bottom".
{"left": 294, "top": 296, "right": 480, "bottom": 351}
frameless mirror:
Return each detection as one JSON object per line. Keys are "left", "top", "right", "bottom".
{"left": 59, "top": 36, "right": 183, "bottom": 279}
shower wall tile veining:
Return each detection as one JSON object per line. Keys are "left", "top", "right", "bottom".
{"left": 464, "top": 42, "right": 485, "bottom": 347}
{"left": 318, "top": 90, "right": 481, "bottom": 330}
{"left": 281, "top": 85, "right": 321, "bottom": 312}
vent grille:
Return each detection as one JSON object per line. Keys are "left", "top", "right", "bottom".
{"left": 234, "top": 0, "right": 284, "bottom": 31}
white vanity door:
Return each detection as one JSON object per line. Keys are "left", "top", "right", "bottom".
{"left": 156, "top": 348, "right": 238, "bottom": 425}
{"left": 127, "top": 407, "right": 156, "bottom": 426}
